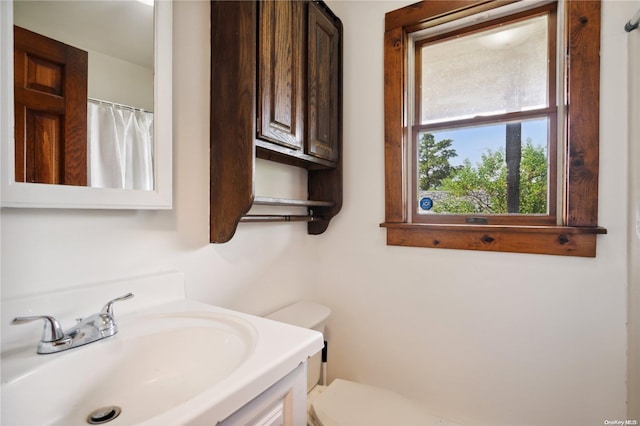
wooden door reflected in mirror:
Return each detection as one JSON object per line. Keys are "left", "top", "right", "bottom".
{"left": 14, "top": 26, "right": 88, "bottom": 186}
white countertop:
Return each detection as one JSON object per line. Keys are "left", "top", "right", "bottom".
{"left": 1, "top": 271, "right": 324, "bottom": 425}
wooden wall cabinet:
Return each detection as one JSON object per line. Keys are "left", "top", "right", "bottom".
{"left": 211, "top": 0, "right": 343, "bottom": 243}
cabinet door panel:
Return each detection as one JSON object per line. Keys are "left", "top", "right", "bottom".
{"left": 257, "top": 1, "right": 305, "bottom": 151}
{"left": 307, "top": 3, "right": 339, "bottom": 162}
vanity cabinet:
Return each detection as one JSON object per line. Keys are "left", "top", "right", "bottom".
{"left": 210, "top": 0, "right": 343, "bottom": 243}
{"left": 216, "top": 363, "right": 307, "bottom": 426}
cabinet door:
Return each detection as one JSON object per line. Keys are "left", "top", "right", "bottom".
{"left": 307, "top": 3, "right": 340, "bottom": 162}
{"left": 257, "top": 1, "right": 305, "bottom": 151}
{"left": 215, "top": 364, "right": 307, "bottom": 426}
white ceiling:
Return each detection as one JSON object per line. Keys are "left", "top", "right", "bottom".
{"left": 13, "top": 0, "right": 154, "bottom": 69}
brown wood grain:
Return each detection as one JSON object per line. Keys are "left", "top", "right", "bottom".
{"left": 258, "top": 1, "right": 305, "bottom": 151}
{"left": 384, "top": 27, "right": 406, "bottom": 224}
{"left": 210, "top": 1, "right": 257, "bottom": 243}
{"left": 63, "top": 45, "right": 88, "bottom": 186}
{"left": 308, "top": 2, "right": 343, "bottom": 234}
{"left": 14, "top": 26, "right": 87, "bottom": 186}
{"left": 565, "top": 0, "right": 601, "bottom": 226}
{"left": 382, "top": 223, "right": 605, "bottom": 257}
{"left": 307, "top": 1, "right": 340, "bottom": 162}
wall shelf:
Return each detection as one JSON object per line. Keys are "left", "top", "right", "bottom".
{"left": 240, "top": 215, "right": 322, "bottom": 223}
{"left": 253, "top": 196, "right": 335, "bottom": 208}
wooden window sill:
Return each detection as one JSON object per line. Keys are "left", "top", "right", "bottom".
{"left": 379, "top": 222, "right": 607, "bottom": 257}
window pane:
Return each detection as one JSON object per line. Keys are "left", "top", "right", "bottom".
{"left": 416, "top": 118, "right": 549, "bottom": 215}
{"left": 420, "top": 15, "right": 548, "bottom": 124}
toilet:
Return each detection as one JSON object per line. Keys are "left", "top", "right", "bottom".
{"left": 266, "top": 302, "right": 461, "bottom": 426}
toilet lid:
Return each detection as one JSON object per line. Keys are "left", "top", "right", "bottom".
{"left": 310, "top": 379, "right": 450, "bottom": 426}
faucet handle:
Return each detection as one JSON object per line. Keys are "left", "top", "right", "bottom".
{"left": 12, "top": 315, "right": 65, "bottom": 342}
{"left": 100, "top": 293, "right": 134, "bottom": 317}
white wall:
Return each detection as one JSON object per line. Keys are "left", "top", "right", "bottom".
{"left": 312, "top": 0, "right": 631, "bottom": 425}
{"left": 627, "top": 2, "right": 640, "bottom": 419}
{"left": 0, "top": 1, "right": 633, "bottom": 425}
{"left": 89, "top": 50, "right": 153, "bottom": 111}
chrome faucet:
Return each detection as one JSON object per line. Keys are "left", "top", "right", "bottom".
{"left": 12, "top": 293, "right": 134, "bottom": 354}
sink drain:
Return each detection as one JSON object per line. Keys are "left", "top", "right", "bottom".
{"left": 86, "top": 406, "right": 121, "bottom": 424}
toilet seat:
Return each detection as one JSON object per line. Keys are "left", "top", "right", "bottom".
{"left": 309, "top": 379, "right": 456, "bottom": 426}
{"left": 264, "top": 303, "right": 460, "bottom": 426}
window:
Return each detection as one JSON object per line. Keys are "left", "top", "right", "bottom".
{"left": 381, "top": 0, "right": 606, "bottom": 257}
{"left": 413, "top": 6, "right": 556, "bottom": 225}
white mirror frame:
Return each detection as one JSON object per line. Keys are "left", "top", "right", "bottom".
{"left": 0, "top": 0, "right": 172, "bottom": 209}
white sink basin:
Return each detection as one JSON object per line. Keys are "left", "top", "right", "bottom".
{"left": 2, "top": 311, "right": 257, "bottom": 425}
{"left": 1, "top": 273, "right": 323, "bottom": 426}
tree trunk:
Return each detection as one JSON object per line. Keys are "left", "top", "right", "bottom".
{"left": 506, "top": 122, "right": 521, "bottom": 213}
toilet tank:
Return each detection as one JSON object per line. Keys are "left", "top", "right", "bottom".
{"left": 266, "top": 302, "right": 331, "bottom": 393}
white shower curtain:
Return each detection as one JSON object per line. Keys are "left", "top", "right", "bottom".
{"left": 87, "top": 100, "right": 154, "bottom": 190}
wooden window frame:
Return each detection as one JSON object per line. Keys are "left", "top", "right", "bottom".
{"left": 381, "top": 0, "right": 606, "bottom": 257}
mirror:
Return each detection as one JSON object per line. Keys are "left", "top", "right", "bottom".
{"left": 1, "top": 0, "right": 172, "bottom": 209}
